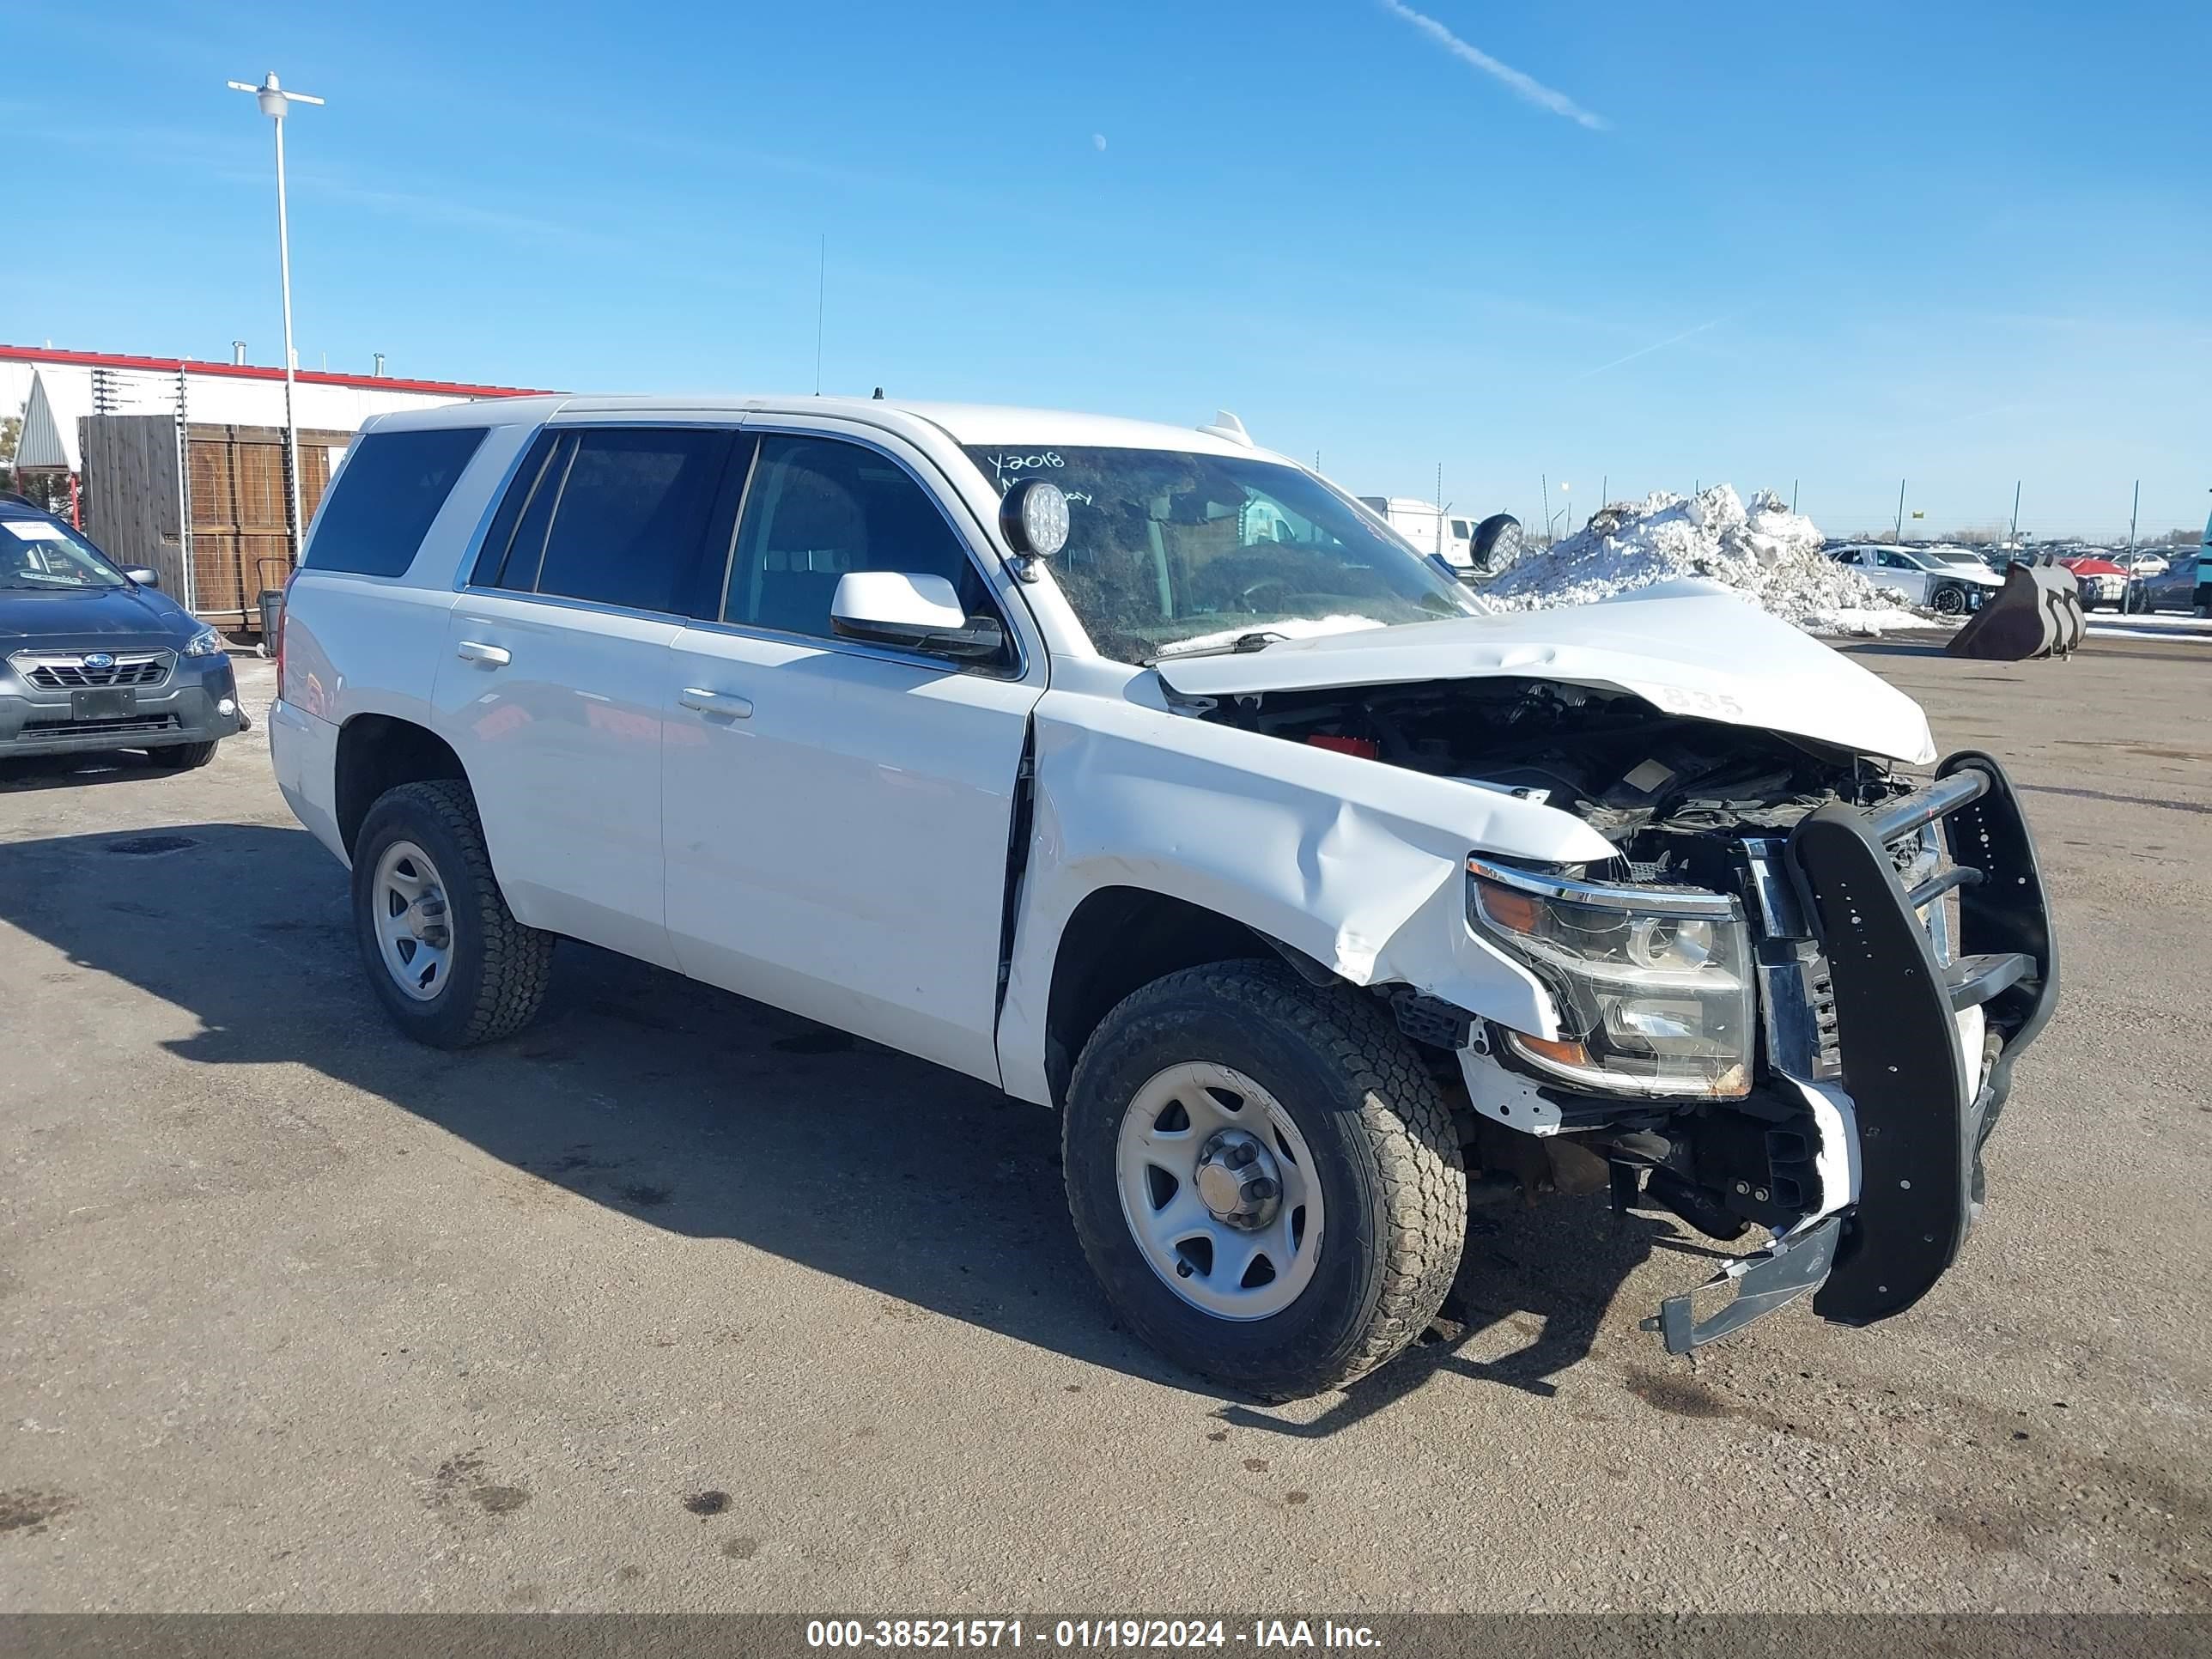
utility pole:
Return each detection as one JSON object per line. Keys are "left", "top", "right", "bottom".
{"left": 1540, "top": 474, "right": 1549, "bottom": 544}
{"left": 1894, "top": 477, "right": 1906, "bottom": 543}
{"left": 1791, "top": 478, "right": 1799, "bottom": 513}
{"left": 228, "top": 71, "right": 324, "bottom": 565}
{"left": 2127, "top": 479, "right": 2140, "bottom": 551}
{"left": 2010, "top": 480, "right": 2021, "bottom": 543}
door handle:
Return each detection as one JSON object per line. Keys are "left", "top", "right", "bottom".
{"left": 455, "top": 641, "right": 511, "bottom": 667}
{"left": 678, "top": 687, "right": 752, "bottom": 719}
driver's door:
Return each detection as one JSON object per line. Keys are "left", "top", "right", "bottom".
{"left": 659, "top": 423, "right": 1044, "bottom": 1085}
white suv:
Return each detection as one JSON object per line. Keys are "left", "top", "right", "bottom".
{"left": 270, "top": 395, "right": 2057, "bottom": 1397}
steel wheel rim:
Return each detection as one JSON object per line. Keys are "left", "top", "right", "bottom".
{"left": 1115, "top": 1061, "right": 1324, "bottom": 1322}
{"left": 371, "top": 839, "right": 453, "bottom": 1003}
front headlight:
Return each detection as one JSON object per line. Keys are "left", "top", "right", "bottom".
{"left": 182, "top": 626, "right": 226, "bottom": 659}
{"left": 1467, "top": 856, "right": 1753, "bottom": 1098}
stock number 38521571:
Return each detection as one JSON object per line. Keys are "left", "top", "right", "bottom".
{"left": 805, "top": 1620, "right": 1235, "bottom": 1649}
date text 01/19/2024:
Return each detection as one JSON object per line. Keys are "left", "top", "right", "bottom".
{"left": 804, "top": 1621, "right": 1382, "bottom": 1650}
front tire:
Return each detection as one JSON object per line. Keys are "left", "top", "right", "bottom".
{"left": 350, "top": 779, "right": 554, "bottom": 1048}
{"left": 1063, "top": 961, "right": 1467, "bottom": 1401}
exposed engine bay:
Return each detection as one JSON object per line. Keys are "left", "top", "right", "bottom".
{"left": 1192, "top": 675, "right": 1914, "bottom": 865}
{"left": 1192, "top": 673, "right": 1940, "bottom": 1308}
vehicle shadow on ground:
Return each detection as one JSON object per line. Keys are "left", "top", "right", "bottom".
{"left": 0, "top": 820, "right": 1666, "bottom": 1429}
{"left": 0, "top": 752, "right": 187, "bottom": 792}
{"left": 1835, "top": 641, "right": 1955, "bottom": 660}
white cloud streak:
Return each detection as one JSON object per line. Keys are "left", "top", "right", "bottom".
{"left": 1577, "top": 315, "right": 1729, "bottom": 379}
{"left": 1377, "top": 0, "right": 1607, "bottom": 131}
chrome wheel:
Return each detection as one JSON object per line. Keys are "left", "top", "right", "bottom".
{"left": 371, "top": 838, "right": 453, "bottom": 1002}
{"left": 1115, "top": 1061, "right": 1323, "bottom": 1321}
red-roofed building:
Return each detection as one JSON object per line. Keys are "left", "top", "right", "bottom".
{"left": 1, "top": 344, "right": 558, "bottom": 618}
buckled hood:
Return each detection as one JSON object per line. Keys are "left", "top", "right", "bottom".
{"left": 1150, "top": 580, "right": 1938, "bottom": 767}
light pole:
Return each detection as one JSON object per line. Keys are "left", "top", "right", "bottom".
{"left": 228, "top": 70, "right": 324, "bottom": 565}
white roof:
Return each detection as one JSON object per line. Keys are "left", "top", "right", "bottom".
{"left": 369, "top": 393, "right": 1282, "bottom": 460}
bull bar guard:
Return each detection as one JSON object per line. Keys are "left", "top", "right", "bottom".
{"left": 1644, "top": 751, "right": 2057, "bottom": 1351}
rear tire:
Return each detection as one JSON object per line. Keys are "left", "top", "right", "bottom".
{"left": 1063, "top": 961, "right": 1467, "bottom": 1401}
{"left": 351, "top": 779, "right": 553, "bottom": 1048}
{"left": 148, "top": 741, "right": 218, "bottom": 770}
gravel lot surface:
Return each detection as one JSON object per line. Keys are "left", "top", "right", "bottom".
{"left": 2, "top": 645, "right": 2205, "bottom": 1613}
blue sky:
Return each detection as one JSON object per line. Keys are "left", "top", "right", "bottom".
{"left": 11, "top": 0, "right": 2209, "bottom": 538}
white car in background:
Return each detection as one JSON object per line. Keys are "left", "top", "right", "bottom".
{"left": 1827, "top": 544, "right": 2002, "bottom": 617}
{"left": 1356, "top": 497, "right": 1474, "bottom": 571}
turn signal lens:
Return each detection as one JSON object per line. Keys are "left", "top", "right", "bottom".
{"left": 1471, "top": 878, "right": 1545, "bottom": 936}
{"left": 1512, "top": 1034, "right": 1591, "bottom": 1071}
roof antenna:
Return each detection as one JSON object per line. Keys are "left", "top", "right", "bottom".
{"left": 1197, "top": 409, "right": 1253, "bottom": 447}
{"left": 813, "top": 233, "right": 826, "bottom": 396}
{"left": 872, "top": 386, "right": 884, "bottom": 400}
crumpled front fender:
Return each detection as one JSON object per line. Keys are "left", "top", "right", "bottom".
{"left": 995, "top": 685, "right": 1617, "bottom": 1105}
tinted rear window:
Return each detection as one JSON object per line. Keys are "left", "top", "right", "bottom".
{"left": 530, "top": 428, "right": 730, "bottom": 612}
{"left": 303, "top": 426, "right": 489, "bottom": 577}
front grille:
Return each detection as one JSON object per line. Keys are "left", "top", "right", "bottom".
{"left": 16, "top": 714, "right": 182, "bottom": 738}
{"left": 12, "top": 652, "right": 173, "bottom": 690}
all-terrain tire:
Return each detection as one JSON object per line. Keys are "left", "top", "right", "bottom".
{"left": 1063, "top": 960, "right": 1467, "bottom": 1401}
{"left": 351, "top": 779, "right": 554, "bottom": 1048}
{"left": 148, "top": 741, "right": 219, "bottom": 769}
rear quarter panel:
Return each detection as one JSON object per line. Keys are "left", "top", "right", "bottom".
{"left": 272, "top": 419, "right": 543, "bottom": 861}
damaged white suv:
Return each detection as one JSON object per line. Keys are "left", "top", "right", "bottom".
{"left": 270, "top": 396, "right": 2057, "bottom": 1399}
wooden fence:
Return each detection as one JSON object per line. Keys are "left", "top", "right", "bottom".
{"left": 80, "top": 416, "right": 349, "bottom": 627}
{"left": 80, "top": 416, "right": 188, "bottom": 598}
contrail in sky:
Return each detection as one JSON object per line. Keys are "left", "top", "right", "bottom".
{"left": 1578, "top": 316, "right": 1730, "bottom": 379}
{"left": 1377, "top": 0, "right": 1608, "bottom": 131}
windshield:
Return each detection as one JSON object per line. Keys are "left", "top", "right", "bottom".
{"left": 0, "top": 517, "right": 128, "bottom": 591}
{"left": 963, "top": 446, "right": 1478, "bottom": 661}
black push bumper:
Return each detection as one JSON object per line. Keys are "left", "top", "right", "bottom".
{"left": 1790, "top": 751, "right": 2058, "bottom": 1325}
{"left": 1644, "top": 751, "right": 2057, "bottom": 1353}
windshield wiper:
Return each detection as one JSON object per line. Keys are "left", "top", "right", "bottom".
{"left": 1147, "top": 630, "right": 1288, "bottom": 665}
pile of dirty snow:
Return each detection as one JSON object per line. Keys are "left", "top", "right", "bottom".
{"left": 1480, "top": 485, "right": 1925, "bottom": 636}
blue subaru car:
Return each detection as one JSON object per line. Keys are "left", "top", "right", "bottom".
{"left": 0, "top": 495, "right": 245, "bottom": 769}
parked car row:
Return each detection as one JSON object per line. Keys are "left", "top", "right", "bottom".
{"left": 1831, "top": 536, "right": 2209, "bottom": 617}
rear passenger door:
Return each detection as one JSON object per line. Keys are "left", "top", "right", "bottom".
{"left": 660, "top": 422, "right": 1044, "bottom": 1085}
{"left": 433, "top": 423, "right": 740, "bottom": 969}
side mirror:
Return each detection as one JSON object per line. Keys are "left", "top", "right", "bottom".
{"left": 125, "top": 567, "right": 161, "bottom": 589}
{"left": 830, "top": 571, "right": 1006, "bottom": 661}
{"left": 1470, "top": 513, "right": 1522, "bottom": 571}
